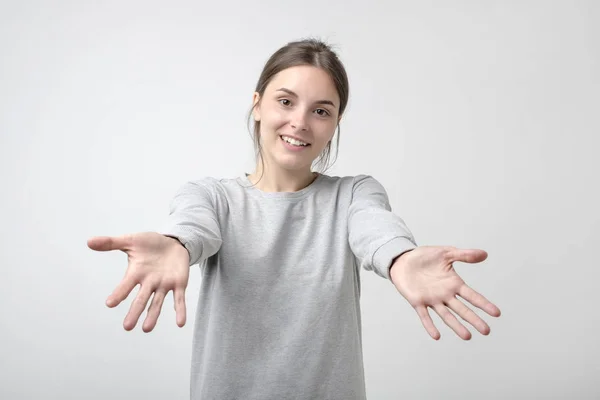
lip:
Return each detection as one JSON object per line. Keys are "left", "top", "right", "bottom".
{"left": 279, "top": 134, "right": 311, "bottom": 145}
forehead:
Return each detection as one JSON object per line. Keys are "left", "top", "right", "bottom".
{"left": 266, "top": 65, "right": 339, "bottom": 103}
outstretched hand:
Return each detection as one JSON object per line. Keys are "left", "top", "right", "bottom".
{"left": 87, "top": 232, "right": 190, "bottom": 332}
{"left": 390, "top": 246, "right": 501, "bottom": 340}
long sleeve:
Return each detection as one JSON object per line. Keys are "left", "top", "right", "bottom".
{"left": 347, "top": 175, "right": 417, "bottom": 280}
{"left": 161, "top": 179, "right": 223, "bottom": 266}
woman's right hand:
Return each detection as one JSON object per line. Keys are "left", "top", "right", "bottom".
{"left": 87, "top": 232, "right": 190, "bottom": 332}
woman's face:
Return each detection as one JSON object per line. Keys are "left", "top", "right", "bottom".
{"left": 252, "top": 65, "right": 341, "bottom": 173}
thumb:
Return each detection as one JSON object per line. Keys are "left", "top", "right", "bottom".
{"left": 87, "top": 234, "right": 133, "bottom": 252}
{"left": 448, "top": 248, "right": 488, "bottom": 264}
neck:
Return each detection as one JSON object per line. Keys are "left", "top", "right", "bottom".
{"left": 248, "top": 160, "right": 317, "bottom": 192}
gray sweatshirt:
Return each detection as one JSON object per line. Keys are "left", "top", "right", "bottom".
{"left": 162, "top": 173, "right": 417, "bottom": 400}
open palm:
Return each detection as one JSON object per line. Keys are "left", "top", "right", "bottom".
{"left": 87, "top": 232, "right": 190, "bottom": 332}
{"left": 390, "top": 246, "right": 501, "bottom": 340}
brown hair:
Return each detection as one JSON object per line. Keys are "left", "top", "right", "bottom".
{"left": 247, "top": 38, "right": 350, "bottom": 176}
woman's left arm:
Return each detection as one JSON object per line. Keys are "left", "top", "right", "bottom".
{"left": 348, "top": 175, "right": 501, "bottom": 340}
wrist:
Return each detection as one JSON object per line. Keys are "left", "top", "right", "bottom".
{"left": 164, "top": 235, "right": 190, "bottom": 263}
{"left": 389, "top": 249, "right": 414, "bottom": 284}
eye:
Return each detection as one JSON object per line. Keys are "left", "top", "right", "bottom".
{"left": 315, "top": 108, "right": 330, "bottom": 117}
{"left": 279, "top": 99, "right": 291, "bottom": 106}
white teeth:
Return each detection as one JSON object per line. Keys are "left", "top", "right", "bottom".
{"left": 281, "top": 136, "right": 308, "bottom": 146}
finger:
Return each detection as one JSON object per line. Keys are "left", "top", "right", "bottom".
{"left": 173, "top": 287, "right": 187, "bottom": 328}
{"left": 415, "top": 305, "right": 440, "bottom": 340}
{"left": 124, "top": 285, "right": 153, "bottom": 331}
{"left": 446, "top": 296, "right": 491, "bottom": 335}
{"left": 87, "top": 234, "right": 133, "bottom": 252}
{"left": 106, "top": 274, "right": 138, "bottom": 308}
{"left": 142, "top": 290, "right": 166, "bottom": 333}
{"left": 459, "top": 285, "right": 501, "bottom": 317}
{"left": 432, "top": 304, "right": 472, "bottom": 340}
{"left": 447, "top": 248, "right": 488, "bottom": 264}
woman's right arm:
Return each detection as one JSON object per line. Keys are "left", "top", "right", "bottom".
{"left": 87, "top": 179, "right": 223, "bottom": 332}
{"left": 161, "top": 179, "right": 223, "bottom": 266}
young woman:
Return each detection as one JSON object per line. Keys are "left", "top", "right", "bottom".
{"left": 88, "top": 39, "right": 501, "bottom": 399}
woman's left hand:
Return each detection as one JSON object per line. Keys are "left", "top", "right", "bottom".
{"left": 390, "top": 246, "right": 501, "bottom": 340}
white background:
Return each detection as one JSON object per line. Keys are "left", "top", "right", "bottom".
{"left": 1, "top": 1, "right": 598, "bottom": 398}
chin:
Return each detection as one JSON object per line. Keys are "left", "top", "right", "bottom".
{"left": 271, "top": 153, "right": 314, "bottom": 172}
{"left": 276, "top": 158, "right": 312, "bottom": 172}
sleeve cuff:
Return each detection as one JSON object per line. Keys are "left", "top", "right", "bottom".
{"left": 372, "top": 236, "right": 417, "bottom": 280}
{"left": 161, "top": 225, "right": 203, "bottom": 266}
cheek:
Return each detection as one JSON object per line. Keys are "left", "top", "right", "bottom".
{"left": 261, "top": 105, "right": 287, "bottom": 129}
{"left": 315, "top": 120, "right": 337, "bottom": 141}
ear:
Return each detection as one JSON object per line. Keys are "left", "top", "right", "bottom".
{"left": 252, "top": 92, "right": 261, "bottom": 122}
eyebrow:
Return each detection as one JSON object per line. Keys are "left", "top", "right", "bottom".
{"left": 276, "top": 87, "right": 336, "bottom": 108}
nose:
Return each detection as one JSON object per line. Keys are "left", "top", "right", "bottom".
{"left": 290, "top": 109, "right": 309, "bottom": 131}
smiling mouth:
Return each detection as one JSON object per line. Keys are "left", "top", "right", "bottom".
{"left": 279, "top": 135, "right": 311, "bottom": 147}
